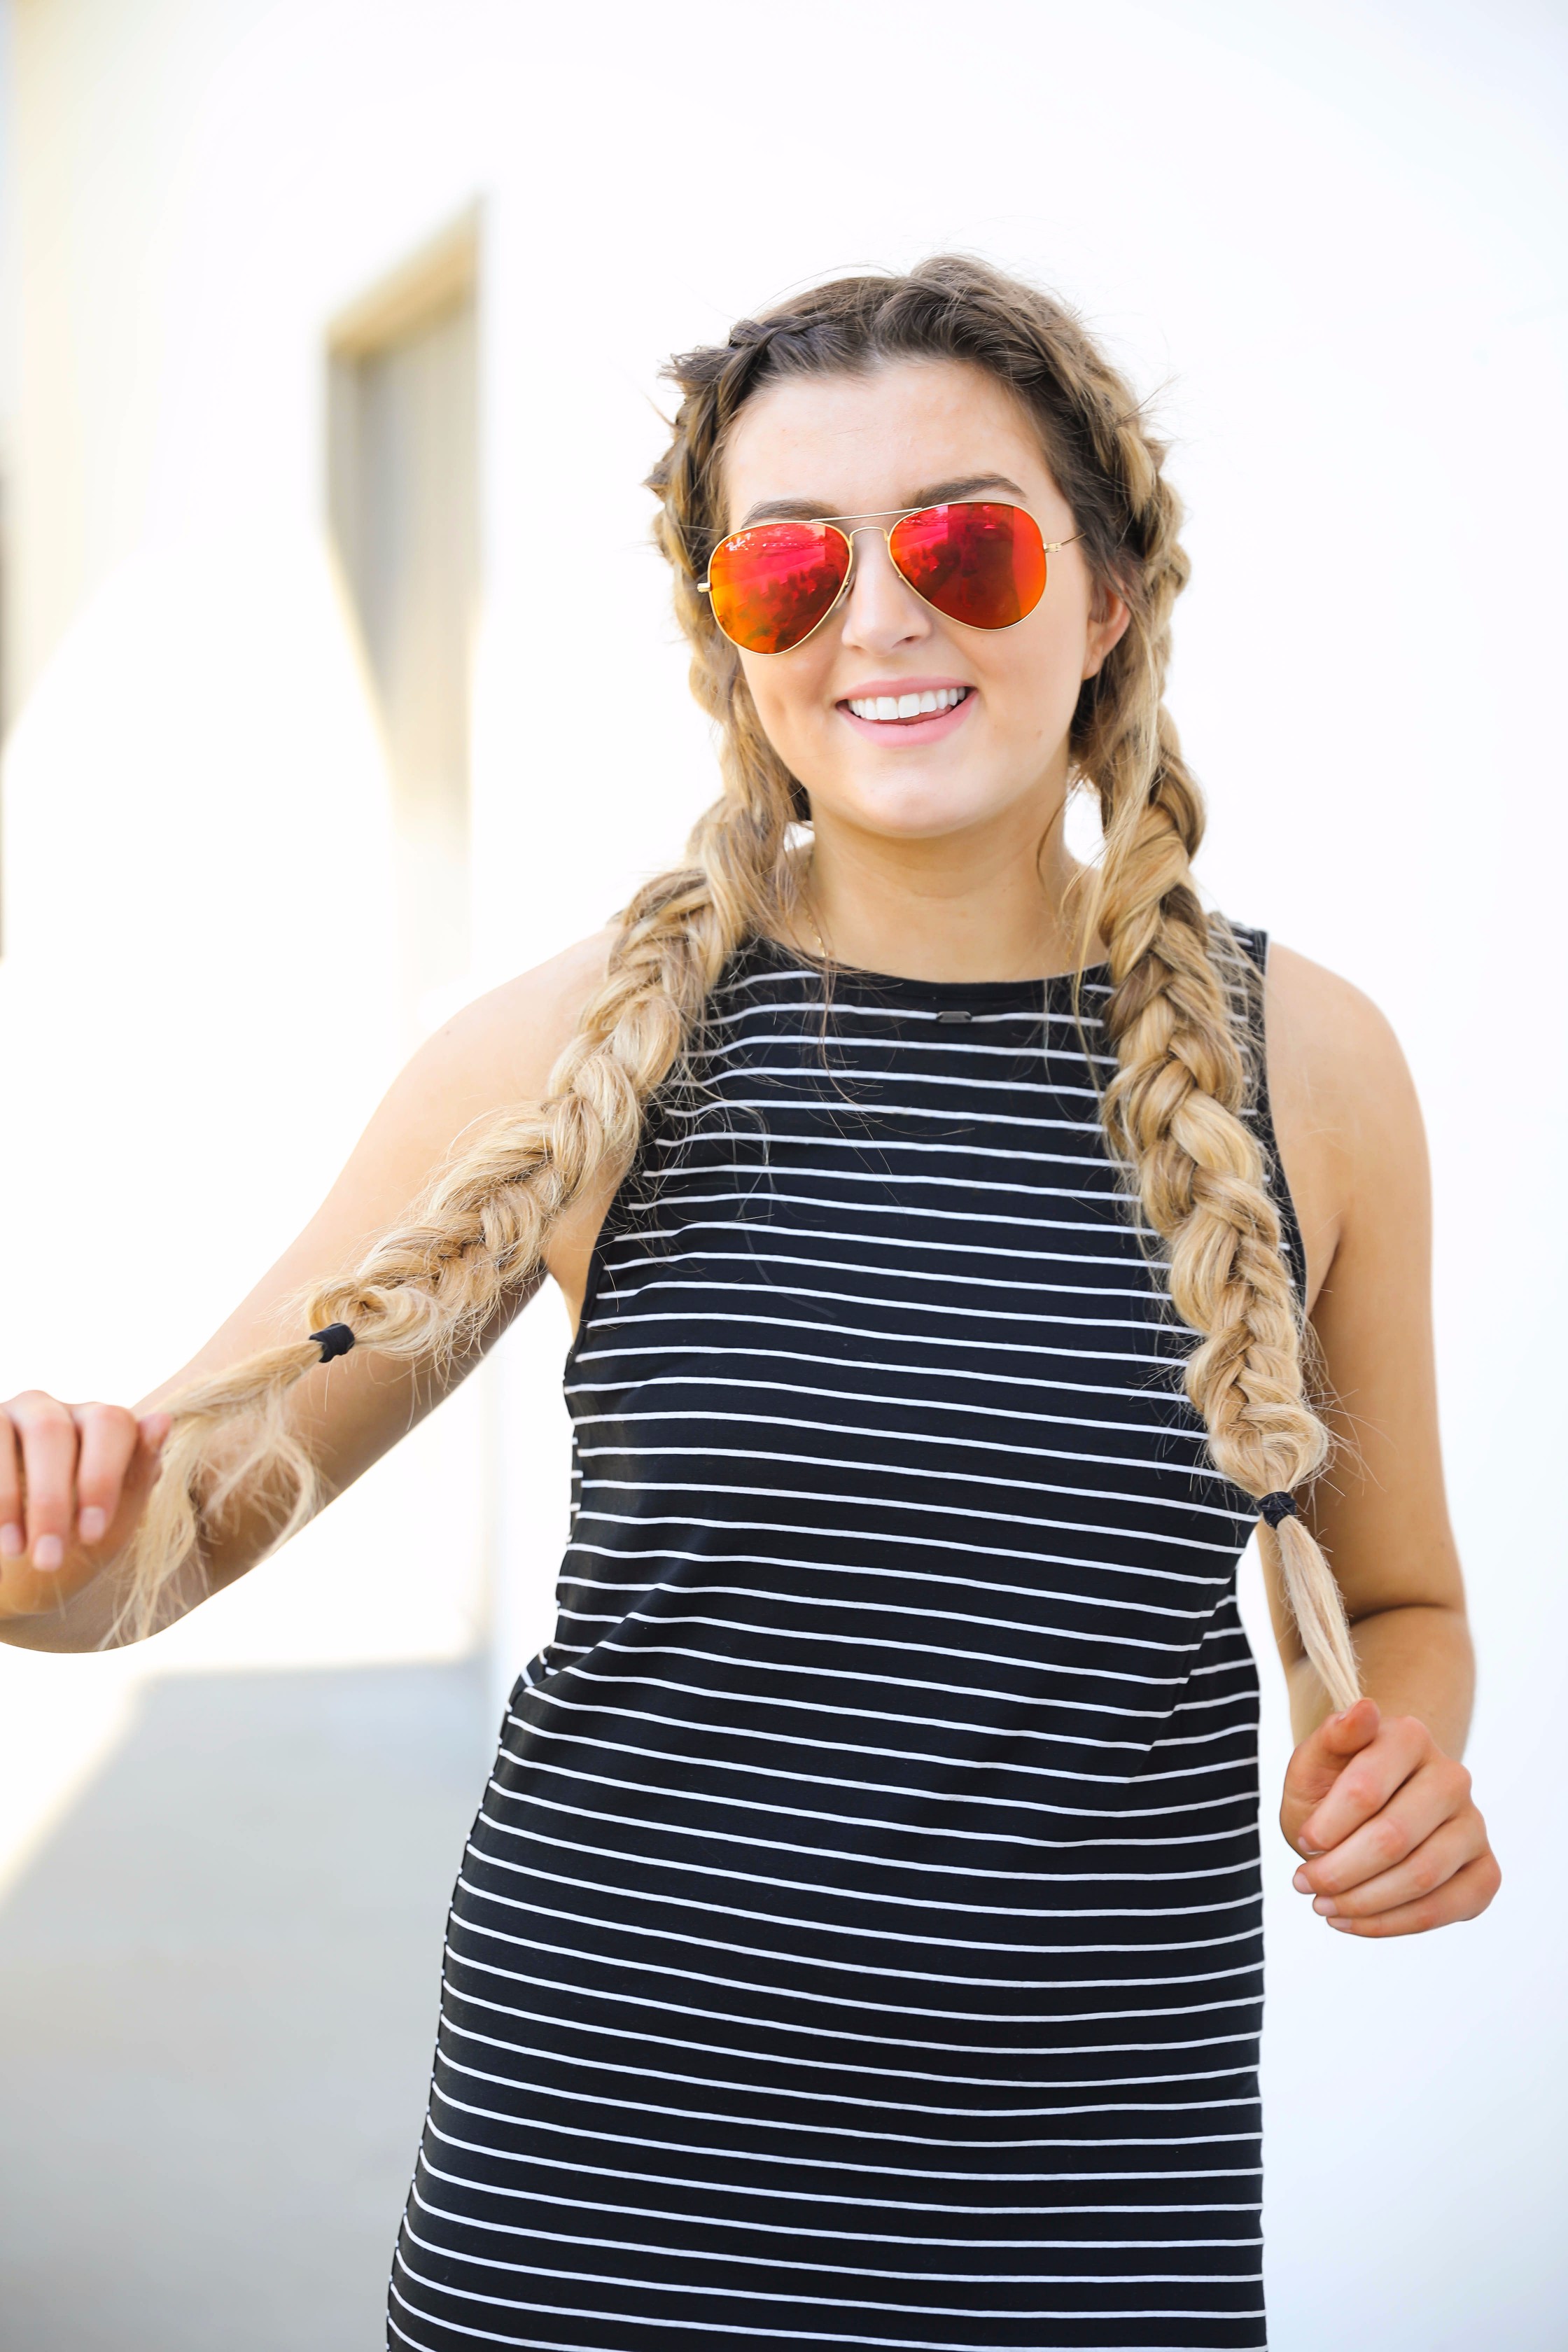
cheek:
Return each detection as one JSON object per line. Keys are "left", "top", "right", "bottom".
{"left": 993, "top": 619, "right": 1090, "bottom": 722}
{"left": 742, "top": 659, "right": 831, "bottom": 756}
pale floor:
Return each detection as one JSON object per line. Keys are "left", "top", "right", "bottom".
{"left": 0, "top": 1660, "right": 492, "bottom": 2351}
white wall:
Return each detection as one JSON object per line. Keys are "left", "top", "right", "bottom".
{"left": 1, "top": 3, "right": 1564, "bottom": 2342}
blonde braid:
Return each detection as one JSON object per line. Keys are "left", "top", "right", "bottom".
{"left": 122, "top": 852, "right": 756, "bottom": 1639}
{"left": 125, "top": 258, "right": 1359, "bottom": 1712}
{"left": 1070, "top": 405, "right": 1359, "bottom": 1712}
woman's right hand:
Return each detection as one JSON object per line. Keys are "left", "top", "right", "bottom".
{"left": 0, "top": 1394, "right": 172, "bottom": 1620}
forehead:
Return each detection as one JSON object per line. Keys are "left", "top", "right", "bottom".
{"left": 720, "top": 358, "right": 1059, "bottom": 526}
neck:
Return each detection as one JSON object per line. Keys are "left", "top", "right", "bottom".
{"left": 792, "top": 788, "right": 1102, "bottom": 984}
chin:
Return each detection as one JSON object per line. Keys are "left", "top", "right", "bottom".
{"left": 824, "top": 772, "right": 1009, "bottom": 841}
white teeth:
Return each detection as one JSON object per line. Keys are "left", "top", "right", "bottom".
{"left": 846, "top": 687, "right": 967, "bottom": 722}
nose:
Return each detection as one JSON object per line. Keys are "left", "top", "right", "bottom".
{"left": 838, "top": 527, "right": 932, "bottom": 656}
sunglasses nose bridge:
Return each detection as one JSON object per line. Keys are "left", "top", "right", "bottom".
{"left": 833, "top": 524, "right": 932, "bottom": 645}
{"left": 832, "top": 522, "right": 883, "bottom": 592}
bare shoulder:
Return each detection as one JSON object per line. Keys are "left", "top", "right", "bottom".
{"left": 410, "top": 928, "right": 617, "bottom": 1110}
{"left": 1260, "top": 941, "right": 1429, "bottom": 1306}
{"left": 276, "top": 928, "right": 617, "bottom": 1252}
{"left": 1264, "top": 942, "right": 1422, "bottom": 1132}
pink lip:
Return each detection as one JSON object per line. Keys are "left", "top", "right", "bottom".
{"left": 836, "top": 678, "right": 976, "bottom": 746}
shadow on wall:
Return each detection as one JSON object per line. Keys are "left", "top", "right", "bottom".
{"left": 0, "top": 1662, "right": 491, "bottom": 2352}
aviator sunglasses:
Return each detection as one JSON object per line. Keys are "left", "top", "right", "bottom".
{"left": 701, "top": 500, "right": 1078, "bottom": 657}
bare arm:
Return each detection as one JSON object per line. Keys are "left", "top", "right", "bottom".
{"left": 1263, "top": 943, "right": 1497, "bottom": 1936}
{"left": 0, "top": 930, "right": 616, "bottom": 1651}
{"left": 1265, "top": 944, "right": 1471, "bottom": 1742}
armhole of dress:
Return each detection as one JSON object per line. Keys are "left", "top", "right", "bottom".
{"left": 561, "top": 942, "right": 750, "bottom": 1380}
{"left": 561, "top": 1115, "right": 663, "bottom": 1382}
{"left": 1233, "top": 922, "right": 1310, "bottom": 1308}
{"left": 563, "top": 1219, "right": 615, "bottom": 1379}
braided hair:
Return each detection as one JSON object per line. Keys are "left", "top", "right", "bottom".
{"left": 126, "top": 257, "right": 1358, "bottom": 1711}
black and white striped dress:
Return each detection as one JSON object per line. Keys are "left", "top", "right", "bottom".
{"left": 390, "top": 929, "right": 1300, "bottom": 2352}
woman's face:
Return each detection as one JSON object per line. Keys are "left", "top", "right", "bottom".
{"left": 720, "top": 359, "right": 1128, "bottom": 847}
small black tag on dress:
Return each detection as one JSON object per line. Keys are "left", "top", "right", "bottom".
{"left": 935, "top": 1009, "right": 972, "bottom": 1026}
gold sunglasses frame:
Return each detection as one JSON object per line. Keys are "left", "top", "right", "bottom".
{"left": 699, "top": 503, "right": 1080, "bottom": 654}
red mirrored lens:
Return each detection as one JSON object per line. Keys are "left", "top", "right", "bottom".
{"left": 708, "top": 522, "right": 850, "bottom": 654}
{"left": 888, "top": 502, "right": 1047, "bottom": 630}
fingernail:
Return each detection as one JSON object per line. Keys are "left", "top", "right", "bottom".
{"left": 1312, "top": 1896, "right": 1339, "bottom": 1917}
{"left": 1298, "top": 1840, "right": 1323, "bottom": 1858}
{"left": 0, "top": 1523, "right": 22, "bottom": 1559}
{"left": 78, "top": 1506, "right": 108, "bottom": 1544}
{"left": 32, "top": 1535, "right": 64, "bottom": 1572}
{"left": 1292, "top": 1868, "right": 1312, "bottom": 1893}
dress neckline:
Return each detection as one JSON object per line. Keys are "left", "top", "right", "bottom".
{"left": 750, "top": 932, "right": 1112, "bottom": 1012}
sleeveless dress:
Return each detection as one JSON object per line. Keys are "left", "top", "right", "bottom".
{"left": 388, "top": 928, "right": 1303, "bottom": 2352}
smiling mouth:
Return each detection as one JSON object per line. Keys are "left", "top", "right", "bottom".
{"left": 842, "top": 686, "right": 972, "bottom": 724}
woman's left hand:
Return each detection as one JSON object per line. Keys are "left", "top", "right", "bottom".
{"left": 1280, "top": 1698, "right": 1501, "bottom": 1937}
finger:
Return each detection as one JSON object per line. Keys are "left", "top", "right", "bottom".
{"left": 1294, "top": 1758, "right": 1471, "bottom": 1896}
{"left": 71, "top": 1404, "right": 141, "bottom": 1547}
{"left": 1308, "top": 1814, "right": 1481, "bottom": 1919}
{"left": 1296, "top": 1715, "right": 1433, "bottom": 1856}
{"left": 1324, "top": 1851, "right": 1502, "bottom": 1938}
{"left": 0, "top": 1414, "right": 22, "bottom": 1560}
{"left": 1280, "top": 1698, "right": 1382, "bottom": 1819}
{"left": 118, "top": 1415, "right": 172, "bottom": 1525}
{"left": 8, "top": 1392, "right": 81, "bottom": 1569}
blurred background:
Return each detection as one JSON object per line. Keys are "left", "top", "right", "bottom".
{"left": 0, "top": 1, "right": 1562, "bottom": 2344}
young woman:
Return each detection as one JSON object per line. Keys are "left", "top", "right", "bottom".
{"left": 1, "top": 258, "right": 1498, "bottom": 2351}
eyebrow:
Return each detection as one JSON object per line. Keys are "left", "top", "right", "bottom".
{"left": 736, "top": 473, "right": 1030, "bottom": 528}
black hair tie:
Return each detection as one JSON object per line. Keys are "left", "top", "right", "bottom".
{"left": 1259, "top": 1490, "right": 1298, "bottom": 1528}
{"left": 309, "top": 1323, "right": 356, "bottom": 1365}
